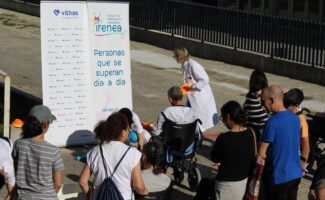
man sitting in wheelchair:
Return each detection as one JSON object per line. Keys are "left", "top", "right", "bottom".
{"left": 151, "top": 86, "right": 199, "bottom": 137}
{"left": 150, "top": 86, "right": 202, "bottom": 191}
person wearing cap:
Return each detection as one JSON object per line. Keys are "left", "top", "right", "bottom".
{"left": 12, "top": 105, "right": 64, "bottom": 200}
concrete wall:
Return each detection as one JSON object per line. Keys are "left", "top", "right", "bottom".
{"left": 0, "top": 0, "right": 40, "bottom": 16}
{"left": 1, "top": 0, "right": 325, "bottom": 86}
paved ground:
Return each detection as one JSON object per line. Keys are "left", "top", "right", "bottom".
{"left": 1, "top": 7, "right": 325, "bottom": 199}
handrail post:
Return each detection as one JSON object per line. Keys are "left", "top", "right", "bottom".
{"left": 0, "top": 70, "right": 10, "bottom": 138}
{"left": 4, "top": 75, "right": 10, "bottom": 138}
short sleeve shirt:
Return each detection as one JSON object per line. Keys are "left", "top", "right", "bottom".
{"left": 0, "top": 138, "right": 15, "bottom": 187}
{"left": 87, "top": 141, "right": 142, "bottom": 200}
{"left": 262, "top": 110, "right": 302, "bottom": 184}
{"left": 131, "top": 111, "right": 144, "bottom": 134}
{"left": 13, "top": 138, "right": 64, "bottom": 200}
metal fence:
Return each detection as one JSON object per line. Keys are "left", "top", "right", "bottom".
{"left": 18, "top": 0, "right": 325, "bottom": 67}
{"left": 130, "top": 0, "right": 325, "bottom": 68}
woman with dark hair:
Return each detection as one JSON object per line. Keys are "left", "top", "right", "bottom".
{"left": 141, "top": 141, "right": 171, "bottom": 193}
{"left": 79, "top": 112, "right": 148, "bottom": 200}
{"left": 211, "top": 101, "right": 256, "bottom": 200}
{"left": 118, "top": 108, "right": 151, "bottom": 149}
{"left": 13, "top": 105, "right": 64, "bottom": 200}
{"left": 243, "top": 69, "right": 269, "bottom": 139}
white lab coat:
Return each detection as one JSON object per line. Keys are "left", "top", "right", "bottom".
{"left": 182, "top": 59, "right": 218, "bottom": 132}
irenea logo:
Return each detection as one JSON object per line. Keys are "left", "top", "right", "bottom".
{"left": 92, "top": 13, "right": 125, "bottom": 37}
{"left": 53, "top": 9, "right": 78, "bottom": 16}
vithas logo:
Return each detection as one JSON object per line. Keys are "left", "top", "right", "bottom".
{"left": 53, "top": 9, "right": 60, "bottom": 16}
{"left": 53, "top": 9, "right": 78, "bottom": 16}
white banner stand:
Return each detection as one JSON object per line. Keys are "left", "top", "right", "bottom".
{"left": 41, "top": 0, "right": 132, "bottom": 147}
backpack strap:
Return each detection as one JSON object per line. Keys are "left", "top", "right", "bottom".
{"left": 100, "top": 145, "right": 131, "bottom": 178}
{"left": 296, "top": 111, "right": 303, "bottom": 116}
{"left": 161, "top": 112, "right": 168, "bottom": 120}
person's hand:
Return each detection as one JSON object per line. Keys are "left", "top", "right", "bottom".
{"left": 300, "top": 160, "right": 307, "bottom": 176}
{"left": 137, "top": 132, "right": 145, "bottom": 150}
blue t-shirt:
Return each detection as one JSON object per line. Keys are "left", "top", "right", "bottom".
{"left": 262, "top": 110, "right": 302, "bottom": 184}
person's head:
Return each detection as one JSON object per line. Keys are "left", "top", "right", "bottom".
{"left": 220, "top": 101, "right": 248, "bottom": 129}
{"left": 118, "top": 108, "right": 133, "bottom": 126}
{"left": 249, "top": 70, "right": 268, "bottom": 93}
{"left": 141, "top": 140, "right": 164, "bottom": 175}
{"left": 173, "top": 47, "right": 190, "bottom": 64}
{"left": 94, "top": 112, "right": 129, "bottom": 144}
{"left": 283, "top": 88, "right": 304, "bottom": 108}
{"left": 22, "top": 105, "right": 56, "bottom": 139}
{"left": 261, "top": 85, "right": 285, "bottom": 113}
{"left": 168, "top": 86, "right": 183, "bottom": 106}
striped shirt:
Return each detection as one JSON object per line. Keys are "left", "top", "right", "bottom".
{"left": 13, "top": 138, "right": 64, "bottom": 200}
{"left": 243, "top": 91, "right": 269, "bottom": 129}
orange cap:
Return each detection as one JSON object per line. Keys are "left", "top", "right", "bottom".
{"left": 11, "top": 118, "right": 24, "bottom": 128}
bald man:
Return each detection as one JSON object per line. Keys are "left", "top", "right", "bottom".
{"left": 258, "top": 86, "right": 302, "bottom": 200}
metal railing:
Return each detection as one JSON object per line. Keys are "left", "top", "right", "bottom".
{"left": 130, "top": 0, "right": 325, "bottom": 68}
{"left": 11, "top": 0, "right": 325, "bottom": 67}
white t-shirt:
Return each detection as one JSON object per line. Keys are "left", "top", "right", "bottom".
{"left": 0, "top": 138, "right": 15, "bottom": 187}
{"left": 87, "top": 141, "right": 142, "bottom": 200}
{"left": 131, "top": 111, "right": 152, "bottom": 142}
{"left": 131, "top": 111, "right": 144, "bottom": 134}
{"left": 152, "top": 105, "right": 199, "bottom": 136}
{"left": 141, "top": 169, "right": 171, "bottom": 193}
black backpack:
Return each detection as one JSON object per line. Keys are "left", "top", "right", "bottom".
{"left": 97, "top": 145, "right": 131, "bottom": 200}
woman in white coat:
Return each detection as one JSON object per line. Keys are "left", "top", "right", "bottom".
{"left": 173, "top": 47, "right": 218, "bottom": 132}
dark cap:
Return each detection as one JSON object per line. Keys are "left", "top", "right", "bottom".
{"left": 29, "top": 105, "right": 56, "bottom": 123}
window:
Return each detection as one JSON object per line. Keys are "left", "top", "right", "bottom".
{"left": 293, "top": 0, "right": 305, "bottom": 12}
{"left": 309, "top": 0, "right": 319, "bottom": 13}
{"left": 280, "top": 0, "right": 288, "bottom": 10}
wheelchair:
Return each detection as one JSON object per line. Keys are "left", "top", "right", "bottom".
{"left": 158, "top": 115, "right": 203, "bottom": 192}
{"left": 306, "top": 110, "right": 325, "bottom": 173}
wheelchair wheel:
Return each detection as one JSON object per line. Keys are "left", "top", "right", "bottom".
{"left": 188, "top": 166, "right": 201, "bottom": 192}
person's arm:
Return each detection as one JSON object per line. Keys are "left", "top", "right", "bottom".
{"left": 301, "top": 136, "right": 310, "bottom": 170}
{"left": 4, "top": 184, "right": 13, "bottom": 200}
{"left": 79, "top": 164, "right": 92, "bottom": 198}
{"left": 52, "top": 149, "right": 64, "bottom": 193}
{"left": 137, "top": 131, "right": 145, "bottom": 150}
{"left": 300, "top": 115, "right": 310, "bottom": 171}
{"left": 152, "top": 113, "right": 165, "bottom": 136}
{"left": 210, "top": 136, "right": 222, "bottom": 163}
{"left": 189, "top": 60, "right": 209, "bottom": 91}
{"left": 131, "top": 161, "right": 148, "bottom": 195}
{"left": 257, "top": 142, "right": 270, "bottom": 161}
{"left": 131, "top": 112, "right": 145, "bottom": 149}
{"left": 53, "top": 170, "right": 62, "bottom": 193}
